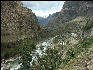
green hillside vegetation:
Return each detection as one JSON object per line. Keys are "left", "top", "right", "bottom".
{"left": 1, "top": 1, "right": 93, "bottom": 70}
{"left": 1, "top": 38, "right": 35, "bottom": 60}
{"left": 1, "top": 1, "right": 42, "bottom": 59}
{"left": 18, "top": 16, "right": 93, "bottom": 70}
{"left": 18, "top": 36, "right": 93, "bottom": 70}
{"left": 50, "top": 16, "right": 93, "bottom": 38}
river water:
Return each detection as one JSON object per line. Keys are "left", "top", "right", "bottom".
{"left": 1, "top": 37, "right": 56, "bottom": 70}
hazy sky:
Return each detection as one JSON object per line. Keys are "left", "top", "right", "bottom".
{"left": 22, "top": 1, "right": 65, "bottom": 18}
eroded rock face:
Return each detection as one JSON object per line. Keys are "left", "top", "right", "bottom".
{"left": 47, "top": 1, "right": 93, "bottom": 28}
{"left": 1, "top": 1, "right": 41, "bottom": 42}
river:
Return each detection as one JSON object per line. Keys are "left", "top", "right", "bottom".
{"left": 1, "top": 37, "right": 56, "bottom": 70}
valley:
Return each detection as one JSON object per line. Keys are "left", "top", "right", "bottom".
{"left": 1, "top": 1, "right": 93, "bottom": 70}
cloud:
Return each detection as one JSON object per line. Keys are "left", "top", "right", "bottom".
{"left": 32, "top": 5, "right": 62, "bottom": 18}
{"left": 22, "top": 1, "right": 65, "bottom": 18}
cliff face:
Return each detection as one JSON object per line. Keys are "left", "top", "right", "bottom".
{"left": 1, "top": 1, "right": 41, "bottom": 42}
{"left": 46, "top": 1, "right": 93, "bottom": 28}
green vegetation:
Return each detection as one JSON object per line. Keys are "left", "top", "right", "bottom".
{"left": 1, "top": 1, "right": 93, "bottom": 70}
{"left": 53, "top": 38, "right": 59, "bottom": 44}
{"left": 60, "top": 37, "right": 93, "bottom": 69}
{"left": 18, "top": 39, "right": 35, "bottom": 70}
{"left": 31, "top": 48, "right": 62, "bottom": 70}
{"left": 83, "top": 17, "right": 93, "bottom": 31}
{"left": 53, "top": 35, "right": 65, "bottom": 44}
{"left": 1, "top": 42, "right": 20, "bottom": 59}
{"left": 1, "top": 38, "right": 36, "bottom": 60}
{"left": 17, "top": 41, "right": 63, "bottom": 70}
{"left": 18, "top": 37, "right": 93, "bottom": 70}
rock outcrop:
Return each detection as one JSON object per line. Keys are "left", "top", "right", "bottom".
{"left": 1, "top": 1, "right": 41, "bottom": 42}
{"left": 46, "top": 1, "right": 93, "bottom": 28}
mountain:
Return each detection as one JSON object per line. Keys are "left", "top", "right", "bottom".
{"left": 37, "top": 16, "right": 47, "bottom": 26}
{"left": 1, "top": 1, "right": 42, "bottom": 43}
{"left": 1, "top": 1, "right": 93, "bottom": 69}
{"left": 37, "top": 12, "right": 60, "bottom": 27}
{"left": 1, "top": 1, "right": 45, "bottom": 59}
{"left": 46, "top": 1, "right": 93, "bottom": 29}
{"left": 37, "top": 14, "right": 52, "bottom": 26}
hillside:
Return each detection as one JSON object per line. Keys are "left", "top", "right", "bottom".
{"left": 1, "top": 1, "right": 42, "bottom": 43}
{"left": 46, "top": 1, "right": 93, "bottom": 29}
{"left": 1, "top": 1, "right": 93, "bottom": 70}
{"left": 1, "top": 1, "right": 42, "bottom": 59}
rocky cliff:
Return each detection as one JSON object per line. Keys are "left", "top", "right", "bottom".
{"left": 1, "top": 1, "right": 41, "bottom": 43}
{"left": 46, "top": 1, "right": 93, "bottom": 28}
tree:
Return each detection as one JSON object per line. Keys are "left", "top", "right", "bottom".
{"left": 31, "top": 48, "right": 62, "bottom": 70}
{"left": 18, "top": 38, "right": 35, "bottom": 70}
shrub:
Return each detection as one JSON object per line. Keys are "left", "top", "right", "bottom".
{"left": 18, "top": 39, "right": 35, "bottom": 70}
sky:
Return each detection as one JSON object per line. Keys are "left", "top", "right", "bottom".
{"left": 22, "top": 1, "right": 65, "bottom": 18}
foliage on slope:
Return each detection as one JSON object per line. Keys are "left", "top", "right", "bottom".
{"left": 56, "top": 37, "right": 93, "bottom": 70}
{"left": 1, "top": 1, "right": 42, "bottom": 59}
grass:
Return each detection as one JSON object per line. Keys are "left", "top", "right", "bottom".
{"left": 1, "top": 38, "right": 36, "bottom": 60}
{"left": 55, "top": 36, "right": 93, "bottom": 70}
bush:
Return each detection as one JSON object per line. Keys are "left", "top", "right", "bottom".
{"left": 61, "top": 37, "right": 93, "bottom": 66}
{"left": 18, "top": 39, "right": 35, "bottom": 70}
{"left": 30, "top": 48, "right": 62, "bottom": 70}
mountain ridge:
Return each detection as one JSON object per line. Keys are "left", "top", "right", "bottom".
{"left": 46, "top": 1, "right": 93, "bottom": 29}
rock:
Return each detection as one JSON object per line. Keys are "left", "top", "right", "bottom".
{"left": 87, "top": 59, "right": 93, "bottom": 70}
{"left": 46, "top": 1, "right": 93, "bottom": 29}
{"left": 1, "top": 1, "right": 41, "bottom": 43}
